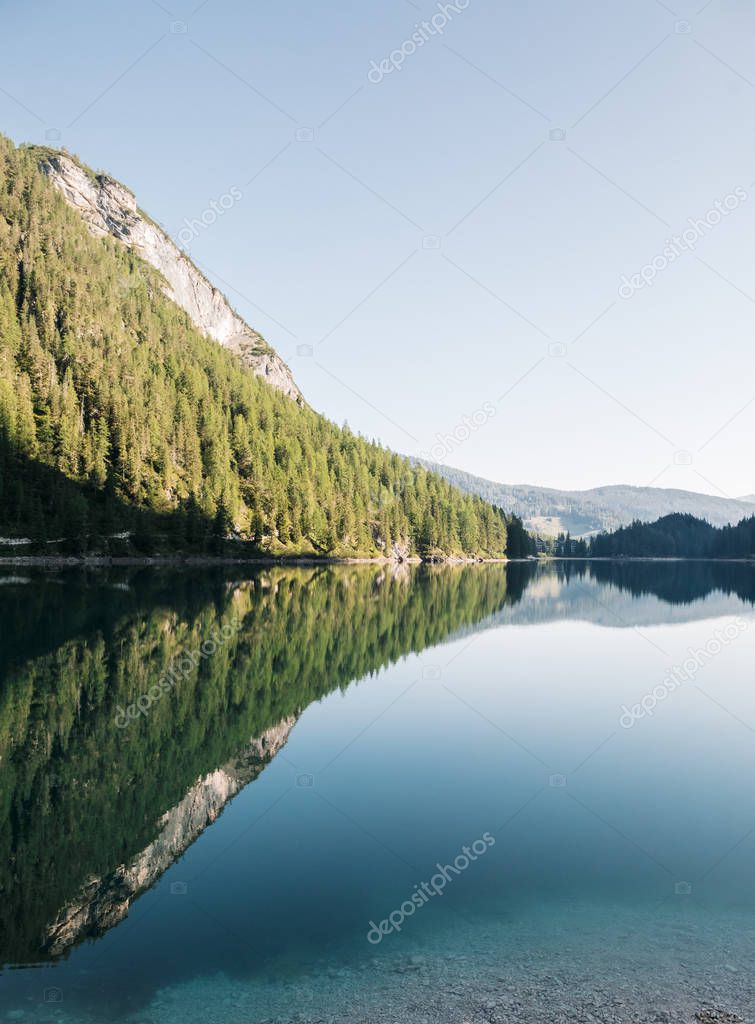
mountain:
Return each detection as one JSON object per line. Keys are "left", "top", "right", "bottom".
{"left": 38, "top": 150, "right": 301, "bottom": 402}
{"left": 0, "top": 135, "right": 507, "bottom": 559}
{"left": 417, "top": 462, "right": 755, "bottom": 537}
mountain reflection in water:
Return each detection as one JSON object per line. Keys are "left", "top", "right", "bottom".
{"left": 0, "top": 559, "right": 753, "bottom": 972}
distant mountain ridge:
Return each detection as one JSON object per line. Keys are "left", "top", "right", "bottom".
{"left": 416, "top": 462, "right": 755, "bottom": 537}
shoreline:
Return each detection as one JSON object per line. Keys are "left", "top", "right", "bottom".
{"left": 544, "top": 555, "right": 755, "bottom": 564}
{"left": 0, "top": 554, "right": 512, "bottom": 568}
{"left": 1, "top": 553, "right": 753, "bottom": 568}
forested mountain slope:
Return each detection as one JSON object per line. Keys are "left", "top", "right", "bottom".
{"left": 37, "top": 149, "right": 301, "bottom": 402}
{"left": 0, "top": 136, "right": 507, "bottom": 558}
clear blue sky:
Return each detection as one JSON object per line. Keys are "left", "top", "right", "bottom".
{"left": 2, "top": 0, "right": 754, "bottom": 496}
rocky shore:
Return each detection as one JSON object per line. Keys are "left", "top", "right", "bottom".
{"left": 15, "top": 902, "right": 752, "bottom": 1024}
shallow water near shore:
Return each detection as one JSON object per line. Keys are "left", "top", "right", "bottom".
{"left": 1, "top": 561, "right": 754, "bottom": 1023}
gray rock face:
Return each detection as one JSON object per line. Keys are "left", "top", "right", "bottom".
{"left": 43, "top": 715, "right": 297, "bottom": 956}
{"left": 38, "top": 153, "right": 302, "bottom": 403}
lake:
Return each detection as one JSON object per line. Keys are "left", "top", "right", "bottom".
{"left": 1, "top": 561, "right": 754, "bottom": 1024}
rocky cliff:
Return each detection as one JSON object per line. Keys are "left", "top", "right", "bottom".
{"left": 38, "top": 152, "right": 302, "bottom": 403}
{"left": 43, "top": 715, "right": 297, "bottom": 956}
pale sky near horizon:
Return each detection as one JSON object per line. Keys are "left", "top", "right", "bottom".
{"left": 1, "top": 0, "right": 754, "bottom": 497}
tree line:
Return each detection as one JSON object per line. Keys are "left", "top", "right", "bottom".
{"left": 552, "top": 512, "right": 755, "bottom": 559}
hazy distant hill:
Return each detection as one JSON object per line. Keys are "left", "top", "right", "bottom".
{"left": 417, "top": 462, "right": 755, "bottom": 537}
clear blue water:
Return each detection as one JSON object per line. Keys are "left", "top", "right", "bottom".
{"left": 1, "top": 562, "right": 754, "bottom": 1023}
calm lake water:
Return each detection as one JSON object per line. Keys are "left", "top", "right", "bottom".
{"left": 1, "top": 562, "right": 754, "bottom": 1024}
